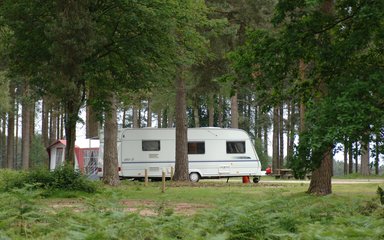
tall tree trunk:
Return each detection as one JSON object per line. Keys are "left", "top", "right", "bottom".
{"left": 256, "top": 106, "right": 262, "bottom": 140}
{"left": 167, "top": 109, "right": 174, "bottom": 128}
{"left": 354, "top": 142, "right": 358, "bottom": 173}
{"left": 21, "top": 82, "right": 31, "bottom": 170}
{"left": 279, "top": 104, "right": 284, "bottom": 167}
{"left": 7, "top": 85, "right": 15, "bottom": 169}
{"left": 272, "top": 107, "right": 280, "bottom": 174}
{"left": 50, "top": 108, "right": 57, "bottom": 143}
{"left": 193, "top": 96, "right": 200, "bottom": 128}
{"left": 64, "top": 99, "right": 80, "bottom": 167}
{"left": 263, "top": 115, "right": 268, "bottom": 155}
{"left": 208, "top": 94, "right": 214, "bottom": 127}
{"left": 375, "top": 136, "right": 379, "bottom": 175}
{"left": 360, "top": 141, "right": 370, "bottom": 176}
{"left": 287, "top": 101, "right": 295, "bottom": 161}
{"left": 15, "top": 98, "right": 19, "bottom": 169}
{"left": 307, "top": 148, "right": 332, "bottom": 195}
{"left": 157, "top": 111, "right": 162, "bottom": 128}
{"left": 344, "top": 141, "right": 348, "bottom": 175}
{"left": 230, "top": 92, "right": 239, "bottom": 128}
{"left": 218, "top": 96, "right": 223, "bottom": 128}
{"left": 348, "top": 141, "right": 353, "bottom": 173}
{"left": 102, "top": 92, "right": 120, "bottom": 186}
{"left": 60, "top": 108, "right": 64, "bottom": 139}
{"left": 174, "top": 68, "right": 189, "bottom": 181}
{"left": 86, "top": 87, "right": 99, "bottom": 138}
{"left": 1, "top": 115, "right": 6, "bottom": 168}
{"left": 133, "top": 106, "right": 140, "bottom": 128}
{"left": 147, "top": 99, "right": 152, "bottom": 127}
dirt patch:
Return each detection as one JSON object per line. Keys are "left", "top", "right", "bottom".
{"left": 48, "top": 199, "right": 85, "bottom": 213}
{"left": 120, "top": 199, "right": 210, "bottom": 216}
{"left": 47, "top": 199, "right": 210, "bottom": 216}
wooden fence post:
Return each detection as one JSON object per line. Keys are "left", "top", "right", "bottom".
{"left": 162, "top": 171, "right": 166, "bottom": 193}
{"left": 144, "top": 169, "right": 148, "bottom": 187}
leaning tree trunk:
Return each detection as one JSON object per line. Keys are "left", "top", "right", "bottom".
{"left": 173, "top": 68, "right": 189, "bottom": 181}
{"left": 103, "top": 93, "right": 120, "bottom": 186}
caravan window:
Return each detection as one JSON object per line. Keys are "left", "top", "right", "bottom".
{"left": 226, "top": 141, "right": 245, "bottom": 154}
{"left": 142, "top": 140, "right": 160, "bottom": 151}
{"left": 188, "top": 142, "right": 205, "bottom": 154}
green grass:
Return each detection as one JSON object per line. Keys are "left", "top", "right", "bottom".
{"left": 0, "top": 179, "right": 383, "bottom": 239}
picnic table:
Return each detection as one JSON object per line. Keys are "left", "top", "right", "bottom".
{"left": 273, "top": 169, "right": 312, "bottom": 180}
{"left": 274, "top": 168, "right": 294, "bottom": 179}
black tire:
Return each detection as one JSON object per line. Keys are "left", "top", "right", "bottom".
{"left": 189, "top": 172, "right": 200, "bottom": 182}
{"left": 253, "top": 177, "right": 260, "bottom": 183}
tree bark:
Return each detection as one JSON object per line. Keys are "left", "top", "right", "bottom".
{"left": 375, "top": 137, "right": 379, "bottom": 175}
{"left": 193, "top": 96, "right": 200, "bottom": 128}
{"left": 64, "top": 99, "right": 80, "bottom": 167}
{"left": 102, "top": 92, "right": 120, "bottom": 186}
{"left": 86, "top": 87, "right": 99, "bottom": 138}
{"left": 21, "top": 82, "right": 31, "bottom": 170}
{"left": 307, "top": 148, "right": 333, "bottom": 195}
{"left": 272, "top": 107, "right": 280, "bottom": 173}
{"left": 263, "top": 114, "right": 269, "bottom": 155}
{"left": 360, "top": 141, "right": 370, "bottom": 176}
{"left": 174, "top": 68, "right": 189, "bottom": 181}
{"left": 218, "top": 96, "right": 223, "bottom": 128}
{"left": 343, "top": 141, "right": 348, "bottom": 175}
{"left": 230, "top": 92, "right": 239, "bottom": 128}
{"left": 147, "top": 99, "right": 152, "bottom": 127}
{"left": 208, "top": 94, "right": 214, "bottom": 127}
{"left": 6, "top": 85, "right": 15, "bottom": 169}
{"left": 1, "top": 115, "right": 6, "bottom": 168}
{"left": 348, "top": 141, "right": 353, "bottom": 173}
{"left": 15, "top": 98, "right": 19, "bottom": 168}
{"left": 157, "top": 111, "right": 162, "bottom": 128}
{"left": 49, "top": 108, "right": 57, "bottom": 144}
{"left": 132, "top": 106, "right": 140, "bottom": 128}
{"left": 279, "top": 104, "right": 284, "bottom": 167}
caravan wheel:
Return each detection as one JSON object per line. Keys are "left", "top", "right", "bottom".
{"left": 189, "top": 172, "right": 200, "bottom": 182}
{"left": 253, "top": 177, "right": 260, "bottom": 183}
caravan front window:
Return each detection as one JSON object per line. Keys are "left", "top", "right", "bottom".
{"left": 188, "top": 142, "right": 205, "bottom": 154}
{"left": 142, "top": 140, "right": 160, "bottom": 151}
{"left": 226, "top": 141, "right": 245, "bottom": 154}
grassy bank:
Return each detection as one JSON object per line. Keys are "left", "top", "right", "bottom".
{"left": 0, "top": 179, "right": 383, "bottom": 239}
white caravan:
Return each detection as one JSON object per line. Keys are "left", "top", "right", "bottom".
{"left": 98, "top": 128, "right": 263, "bottom": 183}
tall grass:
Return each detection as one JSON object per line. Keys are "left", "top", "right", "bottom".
{"left": 0, "top": 174, "right": 383, "bottom": 239}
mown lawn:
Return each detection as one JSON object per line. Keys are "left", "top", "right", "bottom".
{"left": 0, "top": 179, "right": 383, "bottom": 240}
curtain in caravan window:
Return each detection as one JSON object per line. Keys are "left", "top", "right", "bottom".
{"left": 226, "top": 141, "right": 245, "bottom": 154}
{"left": 55, "top": 148, "right": 64, "bottom": 166}
{"left": 142, "top": 140, "right": 161, "bottom": 151}
{"left": 188, "top": 142, "right": 205, "bottom": 154}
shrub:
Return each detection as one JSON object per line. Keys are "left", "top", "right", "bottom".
{"left": 0, "top": 169, "right": 28, "bottom": 191}
{"left": 0, "top": 167, "right": 97, "bottom": 194}
{"left": 50, "top": 166, "right": 97, "bottom": 193}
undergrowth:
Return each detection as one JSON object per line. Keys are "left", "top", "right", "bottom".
{"left": 0, "top": 176, "right": 383, "bottom": 239}
{"left": 0, "top": 167, "right": 98, "bottom": 194}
